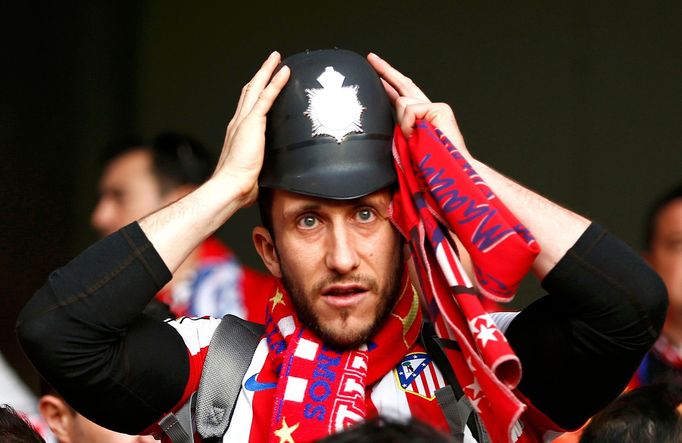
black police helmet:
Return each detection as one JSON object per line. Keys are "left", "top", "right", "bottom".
{"left": 261, "top": 48, "right": 396, "bottom": 200}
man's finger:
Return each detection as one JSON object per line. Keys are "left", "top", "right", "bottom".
{"left": 239, "top": 51, "right": 283, "bottom": 116}
{"left": 380, "top": 78, "right": 400, "bottom": 105}
{"left": 231, "top": 51, "right": 282, "bottom": 129}
{"left": 367, "top": 53, "right": 430, "bottom": 102}
{"left": 250, "top": 65, "right": 290, "bottom": 117}
{"left": 227, "top": 51, "right": 282, "bottom": 142}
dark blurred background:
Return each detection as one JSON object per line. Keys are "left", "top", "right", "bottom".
{"left": 1, "top": 1, "right": 680, "bottom": 393}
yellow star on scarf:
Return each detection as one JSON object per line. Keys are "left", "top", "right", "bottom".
{"left": 269, "top": 289, "right": 286, "bottom": 312}
{"left": 274, "top": 417, "right": 299, "bottom": 443}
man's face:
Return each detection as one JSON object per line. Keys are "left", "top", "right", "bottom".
{"left": 648, "top": 199, "right": 682, "bottom": 329}
{"left": 257, "top": 189, "right": 404, "bottom": 349}
{"left": 90, "top": 149, "right": 165, "bottom": 238}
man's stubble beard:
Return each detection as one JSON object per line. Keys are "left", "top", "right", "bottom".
{"left": 278, "top": 247, "right": 404, "bottom": 351}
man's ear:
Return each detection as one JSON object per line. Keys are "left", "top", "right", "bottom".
{"left": 38, "top": 395, "right": 73, "bottom": 442}
{"left": 253, "top": 226, "right": 282, "bottom": 278}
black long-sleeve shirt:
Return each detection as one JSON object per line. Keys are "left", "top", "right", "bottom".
{"left": 16, "top": 222, "right": 667, "bottom": 434}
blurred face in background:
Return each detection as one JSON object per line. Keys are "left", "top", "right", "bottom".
{"left": 90, "top": 149, "right": 170, "bottom": 238}
{"left": 647, "top": 198, "right": 682, "bottom": 334}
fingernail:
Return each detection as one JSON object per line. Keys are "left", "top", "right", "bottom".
{"left": 368, "top": 52, "right": 381, "bottom": 60}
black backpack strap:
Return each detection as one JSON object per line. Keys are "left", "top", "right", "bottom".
{"left": 195, "top": 314, "right": 265, "bottom": 439}
{"left": 158, "top": 392, "right": 197, "bottom": 443}
{"left": 157, "top": 314, "right": 264, "bottom": 442}
{"left": 421, "top": 322, "right": 491, "bottom": 443}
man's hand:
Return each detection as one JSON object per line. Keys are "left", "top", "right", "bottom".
{"left": 367, "top": 52, "right": 471, "bottom": 159}
{"left": 140, "top": 51, "right": 290, "bottom": 273}
{"left": 368, "top": 51, "right": 590, "bottom": 279}
{"left": 214, "top": 51, "right": 290, "bottom": 208}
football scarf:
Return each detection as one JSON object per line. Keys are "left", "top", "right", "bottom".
{"left": 264, "top": 271, "right": 422, "bottom": 443}
{"left": 390, "top": 120, "right": 541, "bottom": 443}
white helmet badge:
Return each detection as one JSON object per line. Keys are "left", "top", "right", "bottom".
{"left": 304, "top": 66, "right": 365, "bottom": 143}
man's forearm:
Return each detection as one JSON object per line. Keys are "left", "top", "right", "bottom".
{"left": 470, "top": 159, "right": 590, "bottom": 279}
{"left": 139, "top": 175, "right": 249, "bottom": 273}
{"left": 139, "top": 52, "right": 290, "bottom": 274}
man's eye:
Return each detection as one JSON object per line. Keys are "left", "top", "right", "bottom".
{"left": 356, "top": 208, "right": 375, "bottom": 222}
{"left": 298, "top": 216, "right": 318, "bottom": 228}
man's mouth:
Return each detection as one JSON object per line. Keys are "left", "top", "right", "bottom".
{"left": 321, "top": 284, "right": 369, "bottom": 307}
{"left": 322, "top": 284, "right": 367, "bottom": 296}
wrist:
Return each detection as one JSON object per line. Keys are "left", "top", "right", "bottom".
{"left": 202, "top": 172, "right": 259, "bottom": 215}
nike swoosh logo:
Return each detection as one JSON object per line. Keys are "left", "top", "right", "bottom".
{"left": 244, "top": 373, "right": 277, "bottom": 392}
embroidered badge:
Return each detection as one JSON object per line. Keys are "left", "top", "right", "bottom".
{"left": 304, "top": 66, "right": 365, "bottom": 143}
{"left": 394, "top": 352, "right": 445, "bottom": 400}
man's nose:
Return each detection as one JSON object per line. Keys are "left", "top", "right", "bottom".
{"left": 325, "top": 224, "right": 360, "bottom": 274}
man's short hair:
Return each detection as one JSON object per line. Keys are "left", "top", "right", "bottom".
{"left": 579, "top": 382, "right": 682, "bottom": 443}
{"left": 0, "top": 404, "right": 45, "bottom": 443}
{"left": 643, "top": 183, "right": 682, "bottom": 251}
{"left": 257, "top": 187, "right": 275, "bottom": 235}
{"left": 101, "top": 131, "right": 214, "bottom": 195}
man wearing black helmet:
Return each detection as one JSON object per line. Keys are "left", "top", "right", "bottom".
{"left": 17, "top": 50, "right": 666, "bottom": 443}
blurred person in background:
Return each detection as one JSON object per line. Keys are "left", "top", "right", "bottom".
{"left": 0, "top": 404, "right": 45, "bottom": 443}
{"left": 633, "top": 183, "right": 682, "bottom": 386}
{"left": 0, "top": 353, "right": 38, "bottom": 422}
{"left": 38, "top": 380, "right": 154, "bottom": 443}
{"left": 555, "top": 182, "right": 682, "bottom": 443}
{"left": 579, "top": 382, "right": 682, "bottom": 443}
{"left": 91, "top": 132, "right": 274, "bottom": 321}
{"left": 0, "top": 354, "right": 53, "bottom": 441}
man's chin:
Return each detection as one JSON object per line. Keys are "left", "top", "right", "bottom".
{"left": 316, "top": 322, "right": 374, "bottom": 351}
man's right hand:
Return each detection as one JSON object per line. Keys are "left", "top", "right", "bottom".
{"left": 139, "top": 51, "right": 289, "bottom": 273}
{"left": 213, "top": 51, "right": 290, "bottom": 208}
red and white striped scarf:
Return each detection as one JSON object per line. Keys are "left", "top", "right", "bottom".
{"left": 263, "top": 272, "right": 422, "bottom": 443}
{"left": 390, "top": 120, "right": 541, "bottom": 443}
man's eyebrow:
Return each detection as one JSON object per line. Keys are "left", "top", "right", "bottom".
{"left": 357, "top": 194, "right": 390, "bottom": 208}
{"left": 282, "top": 203, "right": 322, "bottom": 219}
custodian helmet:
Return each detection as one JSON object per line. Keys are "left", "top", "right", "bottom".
{"left": 261, "top": 48, "right": 395, "bottom": 200}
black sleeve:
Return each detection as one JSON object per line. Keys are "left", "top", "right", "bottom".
{"left": 505, "top": 223, "right": 668, "bottom": 430}
{"left": 16, "top": 223, "right": 190, "bottom": 434}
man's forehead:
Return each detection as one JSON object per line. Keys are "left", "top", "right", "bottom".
{"left": 272, "top": 188, "right": 391, "bottom": 212}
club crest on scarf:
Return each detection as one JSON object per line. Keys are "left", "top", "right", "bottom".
{"left": 304, "top": 66, "right": 365, "bottom": 143}
{"left": 395, "top": 352, "right": 445, "bottom": 400}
